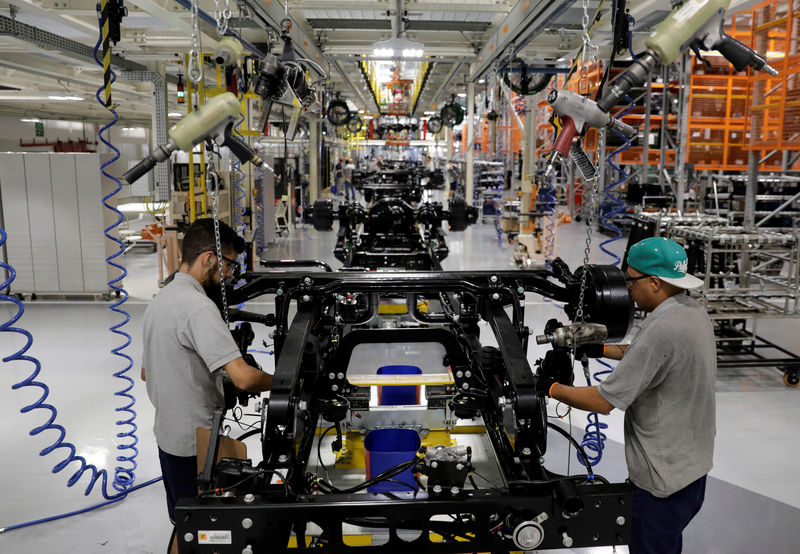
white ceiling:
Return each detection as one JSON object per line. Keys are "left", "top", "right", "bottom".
{"left": 0, "top": 0, "right": 764, "bottom": 126}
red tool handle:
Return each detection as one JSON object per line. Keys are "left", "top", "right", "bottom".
{"left": 553, "top": 115, "right": 577, "bottom": 156}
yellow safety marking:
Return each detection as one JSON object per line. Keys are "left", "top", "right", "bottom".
{"left": 377, "top": 304, "right": 408, "bottom": 314}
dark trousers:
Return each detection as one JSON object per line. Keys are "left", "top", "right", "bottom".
{"left": 158, "top": 447, "right": 198, "bottom": 524}
{"left": 631, "top": 475, "right": 707, "bottom": 554}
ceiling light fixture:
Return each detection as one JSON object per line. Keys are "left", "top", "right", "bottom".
{"left": 372, "top": 37, "right": 425, "bottom": 59}
{"left": 48, "top": 95, "right": 84, "bottom": 101}
{"left": 0, "top": 95, "right": 53, "bottom": 101}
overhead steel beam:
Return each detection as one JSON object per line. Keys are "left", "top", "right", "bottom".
{"left": 330, "top": 57, "right": 377, "bottom": 113}
{"left": 123, "top": 0, "right": 195, "bottom": 36}
{"left": 469, "top": 0, "right": 578, "bottom": 82}
{"left": 293, "top": 1, "right": 511, "bottom": 13}
{"left": 307, "top": 19, "right": 490, "bottom": 32}
{"left": 324, "top": 46, "right": 476, "bottom": 58}
{"left": 0, "top": 57, "right": 151, "bottom": 100}
{"left": 0, "top": 14, "right": 146, "bottom": 71}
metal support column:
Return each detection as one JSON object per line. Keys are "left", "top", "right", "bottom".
{"left": 522, "top": 91, "right": 536, "bottom": 192}
{"left": 597, "top": 128, "right": 607, "bottom": 205}
{"left": 642, "top": 74, "right": 652, "bottom": 180}
{"left": 658, "top": 64, "right": 670, "bottom": 193}
{"left": 675, "top": 51, "right": 692, "bottom": 214}
{"left": 466, "top": 79, "right": 475, "bottom": 202}
{"left": 309, "top": 118, "right": 320, "bottom": 203}
{"left": 745, "top": 151, "right": 759, "bottom": 229}
{"left": 445, "top": 125, "right": 453, "bottom": 194}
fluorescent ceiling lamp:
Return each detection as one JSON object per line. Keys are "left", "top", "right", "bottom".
{"left": 48, "top": 95, "right": 84, "bottom": 101}
{"left": 20, "top": 118, "right": 42, "bottom": 122}
{"left": 0, "top": 95, "right": 52, "bottom": 101}
{"left": 168, "top": 112, "right": 182, "bottom": 117}
{"left": 372, "top": 37, "right": 424, "bottom": 59}
{"left": 457, "top": 93, "right": 467, "bottom": 97}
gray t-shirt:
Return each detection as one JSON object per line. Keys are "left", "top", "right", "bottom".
{"left": 598, "top": 293, "right": 716, "bottom": 497}
{"left": 142, "top": 272, "right": 241, "bottom": 457}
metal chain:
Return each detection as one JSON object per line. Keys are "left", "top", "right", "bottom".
{"left": 578, "top": 0, "right": 599, "bottom": 96}
{"left": 209, "top": 156, "right": 230, "bottom": 327}
{"left": 575, "top": 171, "right": 600, "bottom": 322}
{"left": 214, "top": 0, "right": 232, "bottom": 36}
{"left": 189, "top": 0, "right": 203, "bottom": 85}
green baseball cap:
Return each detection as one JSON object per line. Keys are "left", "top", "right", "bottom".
{"left": 627, "top": 237, "right": 703, "bottom": 289}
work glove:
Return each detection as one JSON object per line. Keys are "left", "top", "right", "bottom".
{"left": 536, "top": 349, "right": 574, "bottom": 397}
{"left": 575, "top": 343, "right": 605, "bottom": 360}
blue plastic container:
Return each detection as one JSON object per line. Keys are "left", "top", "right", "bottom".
{"left": 364, "top": 428, "right": 421, "bottom": 493}
{"left": 377, "top": 364, "right": 422, "bottom": 405}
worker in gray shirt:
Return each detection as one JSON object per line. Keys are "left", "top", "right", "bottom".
{"left": 141, "top": 218, "right": 272, "bottom": 539}
{"left": 539, "top": 237, "right": 716, "bottom": 554}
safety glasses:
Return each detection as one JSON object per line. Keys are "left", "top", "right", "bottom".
{"left": 200, "top": 250, "right": 242, "bottom": 278}
{"left": 623, "top": 272, "right": 650, "bottom": 286}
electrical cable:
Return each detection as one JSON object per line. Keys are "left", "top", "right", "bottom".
{"left": 247, "top": 348, "right": 274, "bottom": 355}
{"left": 317, "top": 457, "right": 418, "bottom": 494}
{"left": 546, "top": 422, "right": 594, "bottom": 479}
{"left": 316, "top": 425, "right": 336, "bottom": 482}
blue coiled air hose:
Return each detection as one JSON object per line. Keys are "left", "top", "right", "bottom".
{"left": 0, "top": 226, "right": 162, "bottom": 533}
{"left": 0, "top": 24, "right": 164, "bottom": 535}
{"left": 494, "top": 199, "right": 506, "bottom": 250}
{"left": 578, "top": 25, "right": 638, "bottom": 466}
{"left": 232, "top": 87, "right": 248, "bottom": 309}
{"left": 93, "top": 22, "right": 141, "bottom": 495}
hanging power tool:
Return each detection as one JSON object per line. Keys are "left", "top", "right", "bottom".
{"left": 251, "top": 18, "right": 319, "bottom": 135}
{"left": 535, "top": 321, "right": 608, "bottom": 349}
{"left": 214, "top": 36, "right": 244, "bottom": 67}
{"left": 123, "top": 92, "right": 267, "bottom": 185}
{"left": 542, "top": 89, "right": 638, "bottom": 179}
{"left": 597, "top": 0, "right": 778, "bottom": 113}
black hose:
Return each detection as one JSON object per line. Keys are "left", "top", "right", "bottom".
{"left": 547, "top": 422, "right": 595, "bottom": 478}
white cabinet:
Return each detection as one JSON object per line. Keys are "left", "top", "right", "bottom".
{"left": 0, "top": 153, "right": 115, "bottom": 295}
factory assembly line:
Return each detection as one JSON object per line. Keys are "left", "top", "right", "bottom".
{"left": 178, "top": 262, "right": 633, "bottom": 552}
{"left": 1, "top": 0, "right": 798, "bottom": 553}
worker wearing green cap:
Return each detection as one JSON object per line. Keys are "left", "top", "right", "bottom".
{"left": 546, "top": 237, "right": 716, "bottom": 554}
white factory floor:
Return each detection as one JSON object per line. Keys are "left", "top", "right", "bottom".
{"left": 1, "top": 207, "right": 800, "bottom": 554}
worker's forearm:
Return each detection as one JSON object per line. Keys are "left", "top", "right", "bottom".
{"left": 141, "top": 367, "right": 146, "bottom": 381}
{"left": 243, "top": 370, "right": 273, "bottom": 393}
{"left": 550, "top": 384, "right": 614, "bottom": 415}
{"left": 603, "top": 344, "right": 628, "bottom": 360}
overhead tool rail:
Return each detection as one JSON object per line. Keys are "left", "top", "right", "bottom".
{"left": 234, "top": 0, "right": 329, "bottom": 77}
{"left": 470, "top": 0, "right": 578, "bottom": 82}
